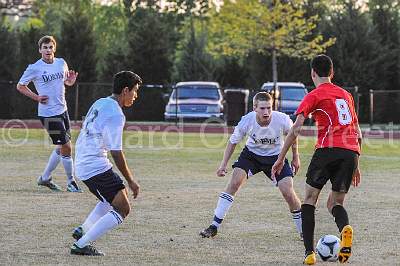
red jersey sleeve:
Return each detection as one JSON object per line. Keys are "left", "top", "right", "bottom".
{"left": 295, "top": 93, "right": 317, "bottom": 117}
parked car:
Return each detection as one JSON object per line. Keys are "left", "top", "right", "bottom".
{"left": 164, "top": 81, "right": 224, "bottom": 121}
{"left": 260, "top": 82, "right": 308, "bottom": 120}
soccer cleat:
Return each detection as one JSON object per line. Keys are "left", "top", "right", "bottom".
{"left": 338, "top": 225, "right": 353, "bottom": 263}
{"left": 199, "top": 225, "right": 218, "bottom": 238}
{"left": 67, "top": 181, "right": 83, "bottom": 193}
{"left": 299, "top": 233, "right": 304, "bottom": 241}
{"left": 37, "top": 176, "right": 62, "bottom": 191}
{"left": 70, "top": 243, "right": 104, "bottom": 256}
{"left": 303, "top": 251, "right": 316, "bottom": 265}
{"left": 72, "top": 226, "right": 84, "bottom": 240}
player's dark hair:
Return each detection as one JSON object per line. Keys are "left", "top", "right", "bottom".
{"left": 38, "top": 35, "right": 57, "bottom": 49}
{"left": 113, "top": 71, "right": 142, "bottom": 94}
{"left": 253, "top": 91, "right": 272, "bottom": 106}
{"left": 310, "top": 54, "right": 333, "bottom": 77}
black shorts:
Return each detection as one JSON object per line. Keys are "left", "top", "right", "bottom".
{"left": 306, "top": 148, "right": 358, "bottom": 193}
{"left": 83, "top": 168, "right": 126, "bottom": 204}
{"left": 233, "top": 146, "right": 293, "bottom": 183}
{"left": 39, "top": 111, "right": 71, "bottom": 145}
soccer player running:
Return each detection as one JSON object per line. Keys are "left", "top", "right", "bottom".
{"left": 200, "top": 92, "right": 303, "bottom": 240}
{"left": 271, "top": 54, "right": 362, "bottom": 265}
{"left": 17, "top": 35, "right": 81, "bottom": 192}
{"left": 70, "top": 71, "right": 141, "bottom": 256}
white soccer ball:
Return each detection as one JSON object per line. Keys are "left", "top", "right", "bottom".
{"left": 316, "top": 234, "right": 341, "bottom": 262}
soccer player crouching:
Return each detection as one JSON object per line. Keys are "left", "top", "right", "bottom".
{"left": 70, "top": 71, "right": 142, "bottom": 256}
{"left": 200, "top": 92, "right": 303, "bottom": 240}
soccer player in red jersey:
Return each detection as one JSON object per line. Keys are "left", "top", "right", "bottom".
{"left": 271, "top": 54, "right": 362, "bottom": 265}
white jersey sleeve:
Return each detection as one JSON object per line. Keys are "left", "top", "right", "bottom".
{"left": 229, "top": 114, "right": 250, "bottom": 144}
{"left": 103, "top": 115, "right": 125, "bottom": 151}
{"left": 18, "top": 64, "right": 36, "bottom": 85}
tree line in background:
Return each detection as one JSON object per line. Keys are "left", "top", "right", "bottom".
{"left": 0, "top": 0, "right": 399, "bottom": 123}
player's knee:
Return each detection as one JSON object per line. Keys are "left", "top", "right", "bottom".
{"left": 60, "top": 144, "right": 71, "bottom": 156}
{"left": 303, "top": 193, "right": 318, "bottom": 205}
{"left": 278, "top": 182, "right": 293, "bottom": 197}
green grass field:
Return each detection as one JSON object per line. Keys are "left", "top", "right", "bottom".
{"left": 0, "top": 128, "right": 399, "bottom": 265}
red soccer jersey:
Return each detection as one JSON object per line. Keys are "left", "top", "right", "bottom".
{"left": 296, "top": 83, "right": 361, "bottom": 154}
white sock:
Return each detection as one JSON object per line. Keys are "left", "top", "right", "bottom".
{"left": 211, "top": 192, "right": 234, "bottom": 228}
{"left": 81, "top": 201, "right": 113, "bottom": 233}
{"left": 76, "top": 210, "right": 123, "bottom": 248}
{"left": 291, "top": 210, "right": 302, "bottom": 234}
{"left": 61, "top": 155, "right": 74, "bottom": 183}
{"left": 42, "top": 148, "right": 60, "bottom": 181}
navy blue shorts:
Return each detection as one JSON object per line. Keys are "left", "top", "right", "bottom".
{"left": 306, "top": 148, "right": 358, "bottom": 193}
{"left": 233, "top": 146, "right": 293, "bottom": 184}
{"left": 83, "top": 168, "right": 126, "bottom": 204}
{"left": 39, "top": 111, "right": 71, "bottom": 145}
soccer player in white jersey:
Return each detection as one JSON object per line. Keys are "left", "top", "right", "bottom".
{"left": 70, "top": 71, "right": 142, "bottom": 256}
{"left": 16, "top": 35, "right": 81, "bottom": 192}
{"left": 200, "top": 92, "right": 303, "bottom": 239}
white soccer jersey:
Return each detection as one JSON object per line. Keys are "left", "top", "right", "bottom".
{"left": 18, "top": 58, "right": 69, "bottom": 117}
{"left": 75, "top": 97, "right": 125, "bottom": 181}
{"left": 229, "top": 111, "right": 293, "bottom": 156}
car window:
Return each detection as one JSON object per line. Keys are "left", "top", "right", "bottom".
{"left": 280, "top": 87, "right": 306, "bottom": 101}
{"left": 172, "top": 86, "right": 220, "bottom": 100}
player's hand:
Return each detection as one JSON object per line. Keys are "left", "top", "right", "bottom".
{"left": 352, "top": 167, "right": 361, "bottom": 187}
{"left": 128, "top": 180, "right": 140, "bottom": 199}
{"left": 291, "top": 155, "right": 300, "bottom": 175}
{"left": 65, "top": 70, "right": 78, "bottom": 85}
{"left": 37, "top": 95, "right": 49, "bottom": 104}
{"left": 271, "top": 159, "right": 284, "bottom": 181}
{"left": 216, "top": 166, "right": 228, "bottom": 177}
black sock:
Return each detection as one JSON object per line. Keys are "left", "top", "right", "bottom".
{"left": 331, "top": 205, "right": 349, "bottom": 233}
{"left": 301, "top": 204, "right": 316, "bottom": 253}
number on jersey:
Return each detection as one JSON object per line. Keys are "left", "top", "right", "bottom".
{"left": 335, "top": 99, "right": 352, "bottom": 125}
{"left": 84, "top": 108, "right": 99, "bottom": 134}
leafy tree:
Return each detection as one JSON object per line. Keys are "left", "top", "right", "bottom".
{"left": 323, "top": 1, "right": 392, "bottom": 122}
{"left": 367, "top": 0, "right": 400, "bottom": 123}
{"left": 93, "top": 3, "right": 129, "bottom": 80}
{"left": 368, "top": 0, "right": 400, "bottom": 90}
{"left": 58, "top": 1, "right": 97, "bottom": 82}
{"left": 0, "top": 17, "right": 18, "bottom": 80}
{"left": 207, "top": 0, "right": 335, "bottom": 88}
{"left": 172, "top": 0, "right": 218, "bottom": 81}
{"left": 57, "top": 1, "right": 97, "bottom": 120}
{"left": 125, "top": 2, "right": 175, "bottom": 84}
{"left": 16, "top": 18, "right": 44, "bottom": 78}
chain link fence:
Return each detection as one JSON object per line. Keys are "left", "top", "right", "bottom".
{"left": 0, "top": 81, "right": 171, "bottom": 122}
{"left": 1, "top": 80, "right": 399, "bottom": 127}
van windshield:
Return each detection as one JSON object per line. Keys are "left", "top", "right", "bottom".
{"left": 172, "top": 86, "right": 220, "bottom": 100}
{"left": 280, "top": 87, "right": 306, "bottom": 100}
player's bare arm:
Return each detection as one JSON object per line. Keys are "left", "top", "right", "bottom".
{"left": 291, "top": 136, "right": 300, "bottom": 175}
{"left": 64, "top": 70, "right": 78, "bottom": 86}
{"left": 217, "top": 141, "right": 237, "bottom": 177}
{"left": 271, "top": 114, "right": 305, "bottom": 179}
{"left": 352, "top": 123, "right": 362, "bottom": 187}
{"left": 110, "top": 150, "right": 140, "bottom": 198}
{"left": 16, "top": 84, "right": 48, "bottom": 104}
